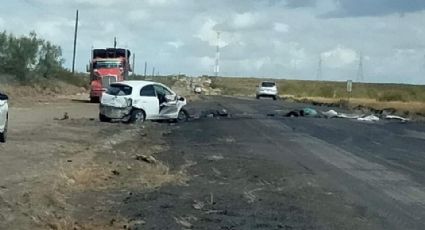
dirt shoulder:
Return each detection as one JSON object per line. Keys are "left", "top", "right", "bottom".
{"left": 0, "top": 97, "right": 187, "bottom": 229}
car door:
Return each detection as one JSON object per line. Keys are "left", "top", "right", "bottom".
{"left": 136, "top": 84, "right": 159, "bottom": 119}
{"left": 153, "top": 84, "right": 179, "bottom": 118}
{"left": 0, "top": 93, "right": 8, "bottom": 131}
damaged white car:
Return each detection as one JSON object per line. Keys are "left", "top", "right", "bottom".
{"left": 0, "top": 92, "right": 8, "bottom": 143}
{"left": 99, "top": 80, "right": 189, "bottom": 123}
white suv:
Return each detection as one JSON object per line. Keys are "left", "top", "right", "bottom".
{"left": 0, "top": 92, "right": 8, "bottom": 143}
{"left": 256, "top": 81, "right": 278, "bottom": 100}
{"left": 99, "top": 80, "right": 188, "bottom": 123}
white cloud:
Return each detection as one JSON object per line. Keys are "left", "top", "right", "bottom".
{"left": 128, "top": 10, "right": 150, "bottom": 21}
{"left": 273, "top": 22, "right": 289, "bottom": 33}
{"left": 167, "top": 40, "right": 184, "bottom": 49}
{"left": 195, "top": 19, "right": 229, "bottom": 47}
{"left": 2, "top": 1, "right": 425, "bottom": 83}
{"left": 322, "top": 46, "right": 358, "bottom": 68}
{"left": 232, "top": 12, "right": 260, "bottom": 29}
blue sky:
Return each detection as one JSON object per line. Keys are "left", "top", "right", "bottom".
{"left": 1, "top": 0, "right": 425, "bottom": 84}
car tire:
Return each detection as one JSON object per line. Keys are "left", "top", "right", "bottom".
{"left": 129, "top": 109, "right": 145, "bottom": 124}
{"left": 176, "top": 108, "right": 189, "bottom": 123}
{"left": 0, "top": 116, "right": 7, "bottom": 143}
{"left": 273, "top": 96, "right": 277, "bottom": 100}
{"left": 256, "top": 95, "right": 260, "bottom": 99}
{"left": 99, "top": 113, "right": 111, "bottom": 122}
{"left": 90, "top": 97, "right": 99, "bottom": 103}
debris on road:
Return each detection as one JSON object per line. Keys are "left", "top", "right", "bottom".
{"left": 206, "top": 154, "right": 224, "bottom": 161}
{"left": 385, "top": 115, "right": 410, "bottom": 122}
{"left": 357, "top": 115, "right": 380, "bottom": 122}
{"left": 111, "top": 170, "right": 120, "bottom": 176}
{"left": 286, "top": 108, "right": 319, "bottom": 117}
{"left": 199, "top": 109, "right": 230, "bottom": 118}
{"left": 300, "top": 108, "right": 318, "bottom": 117}
{"left": 54, "top": 112, "right": 70, "bottom": 120}
{"left": 174, "top": 216, "right": 194, "bottom": 229}
{"left": 322, "top": 110, "right": 338, "bottom": 118}
{"left": 135, "top": 155, "right": 157, "bottom": 164}
{"left": 322, "top": 110, "right": 361, "bottom": 119}
{"left": 192, "top": 200, "right": 205, "bottom": 210}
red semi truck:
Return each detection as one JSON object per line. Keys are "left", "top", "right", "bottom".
{"left": 87, "top": 48, "right": 131, "bottom": 102}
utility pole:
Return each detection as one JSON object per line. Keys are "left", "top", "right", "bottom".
{"left": 356, "top": 51, "right": 364, "bottom": 82}
{"left": 144, "top": 61, "right": 147, "bottom": 77}
{"left": 114, "top": 37, "right": 117, "bottom": 49}
{"left": 214, "top": 31, "right": 220, "bottom": 77}
{"left": 152, "top": 67, "right": 155, "bottom": 77}
{"left": 316, "top": 55, "right": 322, "bottom": 81}
{"left": 71, "top": 9, "right": 79, "bottom": 74}
{"left": 132, "top": 53, "right": 135, "bottom": 76}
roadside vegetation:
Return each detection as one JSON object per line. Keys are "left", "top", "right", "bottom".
{"left": 0, "top": 31, "right": 87, "bottom": 98}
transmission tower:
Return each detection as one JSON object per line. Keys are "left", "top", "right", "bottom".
{"left": 316, "top": 55, "right": 322, "bottom": 80}
{"left": 214, "top": 32, "right": 220, "bottom": 77}
{"left": 356, "top": 52, "right": 364, "bottom": 82}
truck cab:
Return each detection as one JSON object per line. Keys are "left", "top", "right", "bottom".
{"left": 88, "top": 48, "right": 131, "bottom": 103}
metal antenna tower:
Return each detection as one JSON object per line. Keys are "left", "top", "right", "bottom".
{"left": 214, "top": 32, "right": 220, "bottom": 77}
{"left": 316, "top": 55, "right": 322, "bottom": 80}
{"left": 356, "top": 52, "right": 364, "bottom": 82}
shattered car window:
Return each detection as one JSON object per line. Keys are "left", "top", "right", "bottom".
{"left": 140, "top": 85, "right": 156, "bottom": 97}
{"left": 154, "top": 85, "right": 172, "bottom": 96}
{"left": 106, "top": 84, "right": 132, "bottom": 96}
{"left": 261, "top": 82, "right": 275, "bottom": 87}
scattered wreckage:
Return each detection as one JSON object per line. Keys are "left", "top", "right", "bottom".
{"left": 286, "top": 107, "right": 409, "bottom": 122}
{"left": 99, "top": 80, "right": 189, "bottom": 123}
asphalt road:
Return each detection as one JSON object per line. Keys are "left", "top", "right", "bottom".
{"left": 122, "top": 96, "right": 425, "bottom": 230}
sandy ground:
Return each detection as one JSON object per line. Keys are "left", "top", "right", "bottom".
{"left": 0, "top": 95, "right": 185, "bottom": 229}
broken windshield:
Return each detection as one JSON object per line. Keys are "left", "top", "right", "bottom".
{"left": 93, "top": 61, "right": 122, "bottom": 69}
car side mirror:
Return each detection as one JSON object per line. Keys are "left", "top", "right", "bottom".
{"left": 0, "top": 93, "right": 8, "bottom": 101}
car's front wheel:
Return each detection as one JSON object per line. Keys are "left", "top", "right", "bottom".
{"left": 177, "top": 108, "right": 189, "bottom": 122}
{"left": 0, "top": 116, "right": 8, "bottom": 143}
{"left": 99, "top": 113, "right": 111, "bottom": 122}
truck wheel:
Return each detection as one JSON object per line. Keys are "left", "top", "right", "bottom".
{"left": 0, "top": 117, "right": 7, "bottom": 143}
{"left": 99, "top": 113, "right": 111, "bottom": 122}
{"left": 129, "top": 109, "right": 145, "bottom": 124}
{"left": 177, "top": 108, "right": 189, "bottom": 123}
{"left": 90, "top": 97, "right": 99, "bottom": 103}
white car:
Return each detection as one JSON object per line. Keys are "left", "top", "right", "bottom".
{"left": 0, "top": 92, "right": 8, "bottom": 143}
{"left": 99, "top": 80, "right": 188, "bottom": 123}
{"left": 256, "top": 81, "right": 278, "bottom": 100}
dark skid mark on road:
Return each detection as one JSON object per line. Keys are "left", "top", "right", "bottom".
{"left": 118, "top": 97, "right": 425, "bottom": 230}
